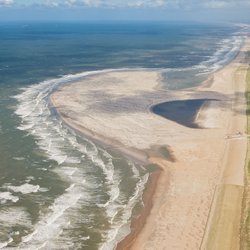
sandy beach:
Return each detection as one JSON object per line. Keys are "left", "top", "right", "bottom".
{"left": 50, "top": 38, "right": 250, "bottom": 250}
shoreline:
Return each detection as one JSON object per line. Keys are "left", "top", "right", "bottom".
{"left": 49, "top": 102, "right": 149, "bottom": 165}
{"left": 49, "top": 101, "right": 171, "bottom": 249}
{"left": 49, "top": 37, "right": 249, "bottom": 249}
{"left": 49, "top": 70, "right": 174, "bottom": 249}
{"left": 49, "top": 81, "right": 169, "bottom": 249}
{"left": 116, "top": 169, "right": 162, "bottom": 250}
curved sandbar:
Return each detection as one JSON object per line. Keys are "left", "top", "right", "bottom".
{"left": 50, "top": 38, "right": 249, "bottom": 250}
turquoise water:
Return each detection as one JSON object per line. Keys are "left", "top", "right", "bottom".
{"left": 0, "top": 22, "right": 247, "bottom": 249}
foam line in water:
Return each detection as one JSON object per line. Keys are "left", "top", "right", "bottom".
{"left": 0, "top": 238, "right": 13, "bottom": 249}
{"left": 0, "top": 207, "right": 32, "bottom": 231}
{"left": 13, "top": 68, "right": 150, "bottom": 249}
{"left": 90, "top": 149, "right": 123, "bottom": 220}
{"left": 198, "top": 35, "right": 243, "bottom": 74}
{"left": 130, "top": 162, "right": 140, "bottom": 178}
{"left": 13, "top": 157, "right": 25, "bottom": 161}
{"left": 100, "top": 172, "right": 149, "bottom": 250}
{"left": 18, "top": 185, "right": 82, "bottom": 249}
{"left": 4, "top": 183, "right": 41, "bottom": 194}
{"left": 0, "top": 192, "right": 19, "bottom": 204}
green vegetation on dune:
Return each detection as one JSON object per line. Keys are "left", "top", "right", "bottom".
{"left": 205, "top": 184, "right": 243, "bottom": 250}
{"left": 247, "top": 62, "right": 250, "bottom": 132}
{"left": 243, "top": 57, "right": 250, "bottom": 250}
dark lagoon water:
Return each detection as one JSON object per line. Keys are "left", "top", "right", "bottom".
{"left": 0, "top": 21, "right": 248, "bottom": 249}
{"left": 151, "top": 99, "right": 219, "bottom": 128}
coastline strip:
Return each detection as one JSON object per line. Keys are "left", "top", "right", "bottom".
{"left": 116, "top": 170, "right": 161, "bottom": 250}
{"left": 201, "top": 52, "right": 249, "bottom": 249}
{"left": 49, "top": 92, "right": 166, "bottom": 249}
{"left": 241, "top": 54, "right": 250, "bottom": 250}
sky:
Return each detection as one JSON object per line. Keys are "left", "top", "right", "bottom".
{"left": 1, "top": 0, "right": 250, "bottom": 22}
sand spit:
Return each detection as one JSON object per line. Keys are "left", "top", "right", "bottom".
{"left": 50, "top": 38, "right": 250, "bottom": 250}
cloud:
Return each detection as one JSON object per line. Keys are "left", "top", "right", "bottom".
{"left": 65, "top": 0, "right": 139, "bottom": 8}
{"left": 202, "top": 1, "right": 228, "bottom": 9}
{"left": 6, "top": 0, "right": 183, "bottom": 9}
{"left": 201, "top": 0, "right": 250, "bottom": 9}
{"left": 62, "top": 0, "right": 183, "bottom": 8}
{"left": 0, "top": 0, "right": 14, "bottom": 6}
{"left": 62, "top": 0, "right": 250, "bottom": 9}
{"left": 3, "top": 0, "right": 250, "bottom": 9}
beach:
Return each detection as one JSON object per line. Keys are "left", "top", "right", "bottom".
{"left": 50, "top": 38, "right": 250, "bottom": 249}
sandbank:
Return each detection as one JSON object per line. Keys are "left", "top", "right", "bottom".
{"left": 50, "top": 38, "right": 250, "bottom": 249}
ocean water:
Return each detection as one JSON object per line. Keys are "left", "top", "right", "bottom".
{"left": 0, "top": 21, "right": 248, "bottom": 249}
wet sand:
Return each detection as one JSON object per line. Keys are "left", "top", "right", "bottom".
{"left": 50, "top": 37, "right": 250, "bottom": 249}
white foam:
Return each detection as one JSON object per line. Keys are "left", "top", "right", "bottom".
{"left": 22, "top": 230, "right": 38, "bottom": 243}
{"left": 130, "top": 162, "right": 140, "bottom": 178}
{"left": 0, "top": 207, "right": 31, "bottom": 228}
{"left": 65, "top": 157, "right": 81, "bottom": 164}
{"left": 0, "top": 192, "right": 19, "bottom": 204}
{"left": 0, "top": 238, "right": 13, "bottom": 249}
{"left": 26, "top": 176, "right": 35, "bottom": 181}
{"left": 39, "top": 187, "right": 49, "bottom": 192}
{"left": 82, "top": 236, "right": 90, "bottom": 241}
{"left": 37, "top": 168, "right": 48, "bottom": 172}
{"left": 12, "top": 231, "right": 20, "bottom": 236}
{"left": 93, "top": 150, "right": 122, "bottom": 217}
{"left": 13, "top": 157, "right": 25, "bottom": 161}
{"left": 100, "top": 173, "right": 149, "bottom": 250}
{"left": 13, "top": 68, "right": 131, "bottom": 174}
{"left": 17, "top": 123, "right": 34, "bottom": 131}
{"left": 18, "top": 185, "right": 82, "bottom": 249}
{"left": 5, "top": 183, "right": 41, "bottom": 194}
{"left": 13, "top": 68, "right": 149, "bottom": 249}
{"left": 97, "top": 180, "right": 120, "bottom": 210}
{"left": 199, "top": 35, "right": 243, "bottom": 74}
{"left": 58, "top": 166, "right": 77, "bottom": 176}
{"left": 51, "top": 154, "right": 67, "bottom": 165}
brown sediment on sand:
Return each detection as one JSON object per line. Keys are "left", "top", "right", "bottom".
{"left": 50, "top": 37, "right": 250, "bottom": 250}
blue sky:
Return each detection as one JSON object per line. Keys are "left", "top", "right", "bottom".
{"left": 1, "top": 0, "right": 250, "bottom": 22}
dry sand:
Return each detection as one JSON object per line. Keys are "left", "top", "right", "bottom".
{"left": 50, "top": 38, "right": 250, "bottom": 250}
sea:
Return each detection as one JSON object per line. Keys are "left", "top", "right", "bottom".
{"left": 0, "top": 21, "right": 248, "bottom": 249}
